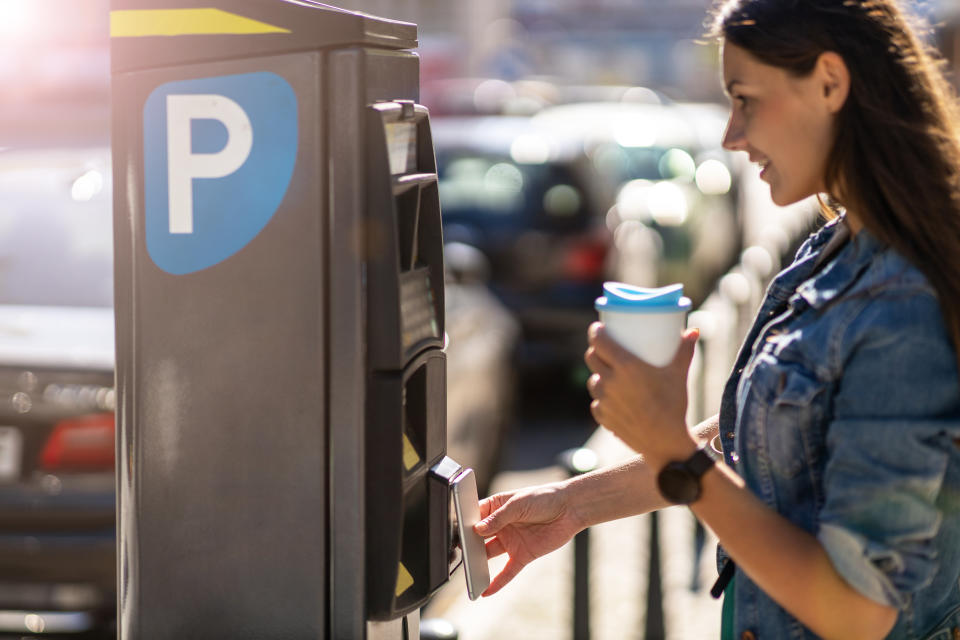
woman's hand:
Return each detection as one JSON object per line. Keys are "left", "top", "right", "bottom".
{"left": 473, "top": 482, "right": 584, "bottom": 596}
{"left": 584, "top": 322, "right": 700, "bottom": 467}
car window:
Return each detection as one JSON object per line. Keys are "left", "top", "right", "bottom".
{"left": 437, "top": 152, "right": 589, "bottom": 230}
{"left": 439, "top": 156, "right": 529, "bottom": 217}
{"left": 590, "top": 143, "right": 697, "bottom": 185}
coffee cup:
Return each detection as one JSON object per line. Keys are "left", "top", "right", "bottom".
{"left": 594, "top": 282, "right": 691, "bottom": 367}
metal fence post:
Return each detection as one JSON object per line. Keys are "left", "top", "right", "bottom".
{"left": 645, "top": 511, "right": 665, "bottom": 640}
{"left": 559, "top": 448, "right": 598, "bottom": 640}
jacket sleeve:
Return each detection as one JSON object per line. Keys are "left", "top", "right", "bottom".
{"left": 816, "top": 290, "right": 960, "bottom": 609}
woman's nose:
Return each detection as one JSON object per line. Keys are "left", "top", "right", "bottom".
{"left": 722, "top": 115, "right": 747, "bottom": 152}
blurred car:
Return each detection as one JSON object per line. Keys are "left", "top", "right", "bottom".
{"left": 0, "top": 145, "right": 518, "bottom": 634}
{"left": 532, "top": 101, "right": 743, "bottom": 307}
{"left": 0, "top": 146, "right": 116, "bottom": 635}
{"left": 443, "top": 242, "right": 520, "bottom": 493}
{"left": 432, "top": 115, "right": 615, "bottom": 371}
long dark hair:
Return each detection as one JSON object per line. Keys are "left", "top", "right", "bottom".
{"left": 711, "top": 0, "right": 960, "bottom": 366}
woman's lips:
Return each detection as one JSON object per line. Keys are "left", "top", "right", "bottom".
{"left": 758, "top": 159, "right": 771, "bottom": 180}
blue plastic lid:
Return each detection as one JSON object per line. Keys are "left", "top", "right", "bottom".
{"left": 595, "top": 282, "right": 692, "bottom": 313}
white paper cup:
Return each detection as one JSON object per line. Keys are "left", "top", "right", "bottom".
{"left": 599, "top": 307, "right": 687, "bottom": 366}
{"left": 595, "top": 283, "right": 691, "bottom": 367}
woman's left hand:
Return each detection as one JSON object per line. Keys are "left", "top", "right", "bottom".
{"left": 584, "top": 322, "right": 700, "bottom": 467}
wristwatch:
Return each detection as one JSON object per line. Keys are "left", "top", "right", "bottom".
{"left": 656, "top": 445, "right": 716, "bottom": 505}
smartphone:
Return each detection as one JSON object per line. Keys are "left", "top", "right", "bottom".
{"left": 450, "top": 467, "right": 490, "bottom": 600}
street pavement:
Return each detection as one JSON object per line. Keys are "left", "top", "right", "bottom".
{"left": 422, "top": 427, "right": 722, "bottom": 640}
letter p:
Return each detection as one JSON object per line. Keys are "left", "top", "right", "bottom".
{"left": 166, "top": 95, "right": 253, "bottom": 234}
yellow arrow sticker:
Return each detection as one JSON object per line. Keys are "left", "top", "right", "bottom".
{"left": 402, "top": 433, "right": 420, "bottom": 472}
{"left": 395, "top": 562, "right": 414, "bottom": 597}
{"left": 110, "top": 9, "right": 290, "bottom": 37}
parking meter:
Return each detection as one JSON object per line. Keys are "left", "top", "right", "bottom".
{"left": 111, "top": 2, "right": 469, "bottom": 637}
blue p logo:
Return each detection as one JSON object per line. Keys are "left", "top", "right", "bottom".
{"left": 143, "top": 72, "right": 298, "bottom": 275}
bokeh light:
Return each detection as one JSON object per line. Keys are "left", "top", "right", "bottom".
{"left": 543, "top": 184, "right": 581, "bottom": 217}
{"left": 695, "top": 159, "right": 732, "bottom": 195}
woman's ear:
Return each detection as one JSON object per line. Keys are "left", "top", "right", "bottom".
{"left": 817, "top": 51, "right": 850, "bottom": 113}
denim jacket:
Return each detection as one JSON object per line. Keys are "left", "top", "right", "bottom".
{"left": 717, "top": 217, "right": 960, "bottom": 640}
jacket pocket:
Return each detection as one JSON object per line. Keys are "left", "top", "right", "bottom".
{"left": 764, "top": 367, "right": 825, "bottom": 479}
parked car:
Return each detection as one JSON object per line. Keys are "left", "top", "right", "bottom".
{"left": 432, "top": 115, "right": 615, "bottom": 372}
{"left": 0, "top": 146, "right": 116, "bottom": 635}
{"left": 443, "top": 242, "right": 520, "bottom": 493}
{"left": 532, "top": 101, "right": 743, "bottom": 308}
{"left": 0, "top": 143, "right": 518, "bottom": 635}
{"left": 433, "top": 105, "right": 742, "bottom": 373}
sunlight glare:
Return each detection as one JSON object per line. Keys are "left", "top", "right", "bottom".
{"left": 0, "top": 1, "right": 37, "bottom": 42}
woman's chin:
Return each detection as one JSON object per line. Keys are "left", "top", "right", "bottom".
{"left": 769, "top": 192, "right": 791, "bottom": 207}
{"left": 768, "top": 185, "right": 809, "bottom": 208}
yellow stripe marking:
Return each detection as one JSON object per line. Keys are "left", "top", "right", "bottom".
{"left": 395, "top": 562, "right": 414, "bottom": 597}
{"left": 110, "top": 9, "right": 290, "bottom": 37}
{"left": 402, "top": 433, "right": 420, "bottom": 471}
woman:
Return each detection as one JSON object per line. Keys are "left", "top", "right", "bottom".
{"left": 474, "top": 1, "right": 960, "bottom": 638}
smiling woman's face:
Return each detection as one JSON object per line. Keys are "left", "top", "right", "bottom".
{"left": 721, "top": 41, "right": 841, "bottom": 207}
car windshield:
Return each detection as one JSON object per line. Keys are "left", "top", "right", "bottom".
{"left": 437, "top": 152, "right": 586, "bottom": 227}
{"left": 589, "top": 143, "right": 697, "bottom": 186}
{"left": 0, "top": 0, "right": 112, "bottom": 308}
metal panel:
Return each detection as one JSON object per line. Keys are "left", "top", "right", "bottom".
{"left": 113, "top": 52, "right": 327, "bottom": 638}
{"left": 114, "top": 5, "right": 430, "bottom": 638}
{"left": 326, "top": 47, "right": 368, "bottom": 639}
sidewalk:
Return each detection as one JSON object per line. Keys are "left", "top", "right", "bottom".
{"left": 422, "top": 427, "right": 723, "bottom": 640}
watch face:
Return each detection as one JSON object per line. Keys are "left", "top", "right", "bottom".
{"left": 657, "top": 464, "right": 701, "bottom": 505}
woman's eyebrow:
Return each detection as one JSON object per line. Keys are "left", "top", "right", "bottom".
{"left": 725, "top": 80, "right": 743, "bottom": 95}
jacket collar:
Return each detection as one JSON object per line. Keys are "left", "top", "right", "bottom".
{"left": 795, "top": 216, "right": 885, "bottom": 309}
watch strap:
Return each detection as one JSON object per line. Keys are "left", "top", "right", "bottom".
{"left": 685, "top": 446, "right": 716, "bottom": 478}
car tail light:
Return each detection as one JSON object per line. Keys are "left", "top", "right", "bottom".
{"left": 39, "top": 413, "right": 115, "bottom": 471}
{"left": 562, "top": 233, "right": 610, "bottom": 282}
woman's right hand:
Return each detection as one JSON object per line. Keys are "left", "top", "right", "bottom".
{"left": 473, "top": 481, "right": 584, "bottom": 596}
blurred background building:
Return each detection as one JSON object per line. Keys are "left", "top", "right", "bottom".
{"left": 322, "top": 0, "right": 949, "bottom": 104}
{"left": 333, "top": 0, "right": 722, "bottom": 100}
{"left": 0, "top": 0, "right": 947, "bottom": 139}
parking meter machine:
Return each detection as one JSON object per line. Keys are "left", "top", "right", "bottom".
{"left": 111, "top": 2, "right": 483, "bottom": 638}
